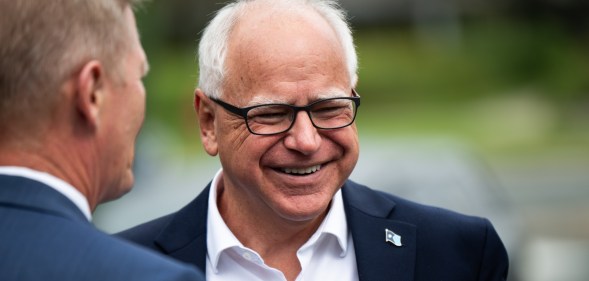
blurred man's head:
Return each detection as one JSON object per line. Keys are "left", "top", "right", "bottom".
{"left": 0, "top": 0, "right": 148, "bottom": 209}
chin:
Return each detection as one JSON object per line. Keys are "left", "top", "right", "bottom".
{"left": 104, "top": 173, "right": 135, "bottom": 203}
{"left": 275, "top": 198, "right": 331, "bottom": 222}
{"left": 120, "top": 172, "right": 135, "bottom": 195}
{"left": 278, "top": 209, "right": 327, "bottom": 224}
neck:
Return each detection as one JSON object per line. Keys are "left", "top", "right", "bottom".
{"left": 0, "top": 137, "right": 98, "bottom": 211}
{"left": 217, "top": 178, "right": 329, "bottom": 281}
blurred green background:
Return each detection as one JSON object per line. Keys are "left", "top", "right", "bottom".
{"left": 95, "top": 1, "right": 589, "bottom": 280}
{"left": 135, "top": 0, "right": 589, "bottom": 159}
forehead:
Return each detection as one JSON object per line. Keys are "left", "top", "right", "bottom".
{"left": 223, "top": 4, "right": 349, "bottom": 103}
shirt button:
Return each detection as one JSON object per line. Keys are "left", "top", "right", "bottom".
{"left": 242, "top": 252, "right": 253, "bottom": 261}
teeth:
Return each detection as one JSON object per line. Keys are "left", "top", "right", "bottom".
{"left": 282, "top": 164, "right": 321, "bottom": 175}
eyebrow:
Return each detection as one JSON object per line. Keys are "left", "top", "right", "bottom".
{"left": 246, "top": 88, "right": 348, "bottom": 107}
{"left": 317, "top": 89, "right": 348, "bottom": 99}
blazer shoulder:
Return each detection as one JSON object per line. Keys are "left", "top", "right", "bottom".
{"left": 116, "top": 213, "right": 176, "bottom": 249}
{"left": 91, "top": 231, "right": 206, "bottom": 281}
{"left": 344, "top": 180, "right": 500, "bottom": 242}
{"left": 0, "top": 206, "right": 204, "bottom": 281}
{"left": 116, "top": 185, "right": 211, "bottom": 252}
{"left": 344, "top": 180, "right": 509, "bottom": 280}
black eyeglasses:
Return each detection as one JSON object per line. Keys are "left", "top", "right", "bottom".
{"left": 210, "top": 89, "right": 360, "bottom": 135}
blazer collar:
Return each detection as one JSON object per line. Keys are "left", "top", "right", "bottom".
{"left": 154, "top": 183, "right": 211, "bottom": 273}
{"left": 342, "top": 180, "right": 417, "bottom": 281}
{"left": 0, "top": 175, "right": 89, "bottom": 223}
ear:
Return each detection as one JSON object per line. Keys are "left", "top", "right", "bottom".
{"left": 75, "top": 60, "right": 105, "bottom": 129}
{"left": 194, "top": 89, "right": 218, "bottom": 156}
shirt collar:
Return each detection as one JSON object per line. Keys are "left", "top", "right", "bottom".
{"left": 207, "top": 168, "right": 244, "bottom": 273}
{"left": 314, "top": 188, "right": 349, "bottom": 257}
{"left": 206, "top": 168, "right": 349, "bottom": 272}
{"left": 0, "top": 166, "right": 92, "bottom": 221}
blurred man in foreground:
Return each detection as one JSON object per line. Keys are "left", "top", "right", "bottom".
{"left": 0, "top": 0, "right": 204, "bottom": 280}
{"left": 120, "top": 0, "right": 509, "bottom": 280}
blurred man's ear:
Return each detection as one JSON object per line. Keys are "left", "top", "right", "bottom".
{"left": 75, "top": 60, "right": 104, "bottom": 129}
{"left": 194, "top": 89, "right": 218, "bottom": 156}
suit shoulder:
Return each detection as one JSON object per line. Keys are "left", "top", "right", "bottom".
{"left": 82, "top": 229, "right": 205, "bottom": 280}
{"left": 0, "top": 209, "right": 204, "bottom": 281}
{"left": 116, "top": 213, "right": 176, "bottom": 248}
{"left": 384, "top": 194, "right": 509, "bottom": 279}
{"left": 346, "top": 180, "right": 493, "bottom": 232}
{"left": 94, "top": 232, "right": 205, "bottom": 280}
{"left": 116, "top": 186, "right": 209, "bottom": 252}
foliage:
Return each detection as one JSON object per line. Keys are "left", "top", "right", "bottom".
{"left": 136, "top": 20, "right": 589, "bottom": 157}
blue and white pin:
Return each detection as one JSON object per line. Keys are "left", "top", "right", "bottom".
{"left": 385, "top": 228, "right": 402, "bottom": 247}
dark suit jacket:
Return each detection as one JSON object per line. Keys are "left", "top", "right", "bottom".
{"left": 118, "top": 180, "right": 509, "bottom": 280}
{"left": 0, "top": 175, "right": 204, "bottom": 281}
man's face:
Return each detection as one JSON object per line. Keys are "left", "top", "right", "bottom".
{"left": 207, "top": 9, "right": 359, "bottom": 223}
{"left": 99, "top": 7, "right": 148, "bottom": 202}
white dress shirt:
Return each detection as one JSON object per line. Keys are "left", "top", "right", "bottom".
{"left": 206, "top": 169, "right": 358, "bottom": 281}
{"left": 0, "top": 166, "right": 92, "bottom": 221}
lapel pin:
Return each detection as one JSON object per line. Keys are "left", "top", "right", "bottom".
{"left": 385, "top": 228, "right": 402, "bottom": 247}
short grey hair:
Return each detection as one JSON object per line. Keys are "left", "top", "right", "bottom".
{"left": 197, "top": 0, "right": 358, "bottom": 98}
{"left": 0, "top": 0, "right": 144, "bottom": 130}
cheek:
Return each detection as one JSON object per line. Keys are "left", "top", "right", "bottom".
{"left": 218, "top": 138, "right": 265, "bottom": 191}
{"left": 113, "top": 85, "right": 145, "bottom": 151}
{"left": 129, "top": 83, "right": 146, "bottom": 128}
{"left": 216, "top": 117, "right": 256, "bottom": 154}
{"left": 220, "top": 134, "right": 263, "bottom": 164}
{"left": 327, "top": 126, "right": 359, "bottom": 151}
{"left": 137, "top": 98, "right": 146, "bottom": 126}
{"left": 136, "top": 81, "right": 146, "bottom": 110}
{"left": 218, "top": 131, "right": 279, "bottom": 174}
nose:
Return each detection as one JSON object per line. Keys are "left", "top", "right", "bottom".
{"left": 283, "top": 111, "right": 321, "bottom": 155}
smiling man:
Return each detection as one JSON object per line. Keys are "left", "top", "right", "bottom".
{"left": 119, "top": 0, "right": 509, "bottom": 280}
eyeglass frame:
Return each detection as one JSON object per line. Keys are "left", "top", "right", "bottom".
{"left": 209, "top": 89, "right": 361, "bottom": 136}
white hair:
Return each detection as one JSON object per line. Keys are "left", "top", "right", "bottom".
{"left": 197, "top": 0, "right": 358, "bottom": 98}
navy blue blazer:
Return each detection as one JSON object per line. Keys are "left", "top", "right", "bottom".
{"left": 0, "top": 175, "right": 204, "bottom": 281}
{"left": 118, "top": 180, "right": 509, "bottom": 280}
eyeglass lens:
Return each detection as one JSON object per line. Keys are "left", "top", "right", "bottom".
{"left": 246, "top": 98, "right": 357, "bottom": 135}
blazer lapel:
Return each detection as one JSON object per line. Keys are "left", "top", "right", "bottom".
{"left": 154, "top": 184, "right": 211, "bottom": 273}
{"left": 343, "top": 181, "right": 416, "bottom": 281}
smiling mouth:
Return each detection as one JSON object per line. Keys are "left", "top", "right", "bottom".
{"left": 280, "top": 164, "right": 322, "bottom": 175}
